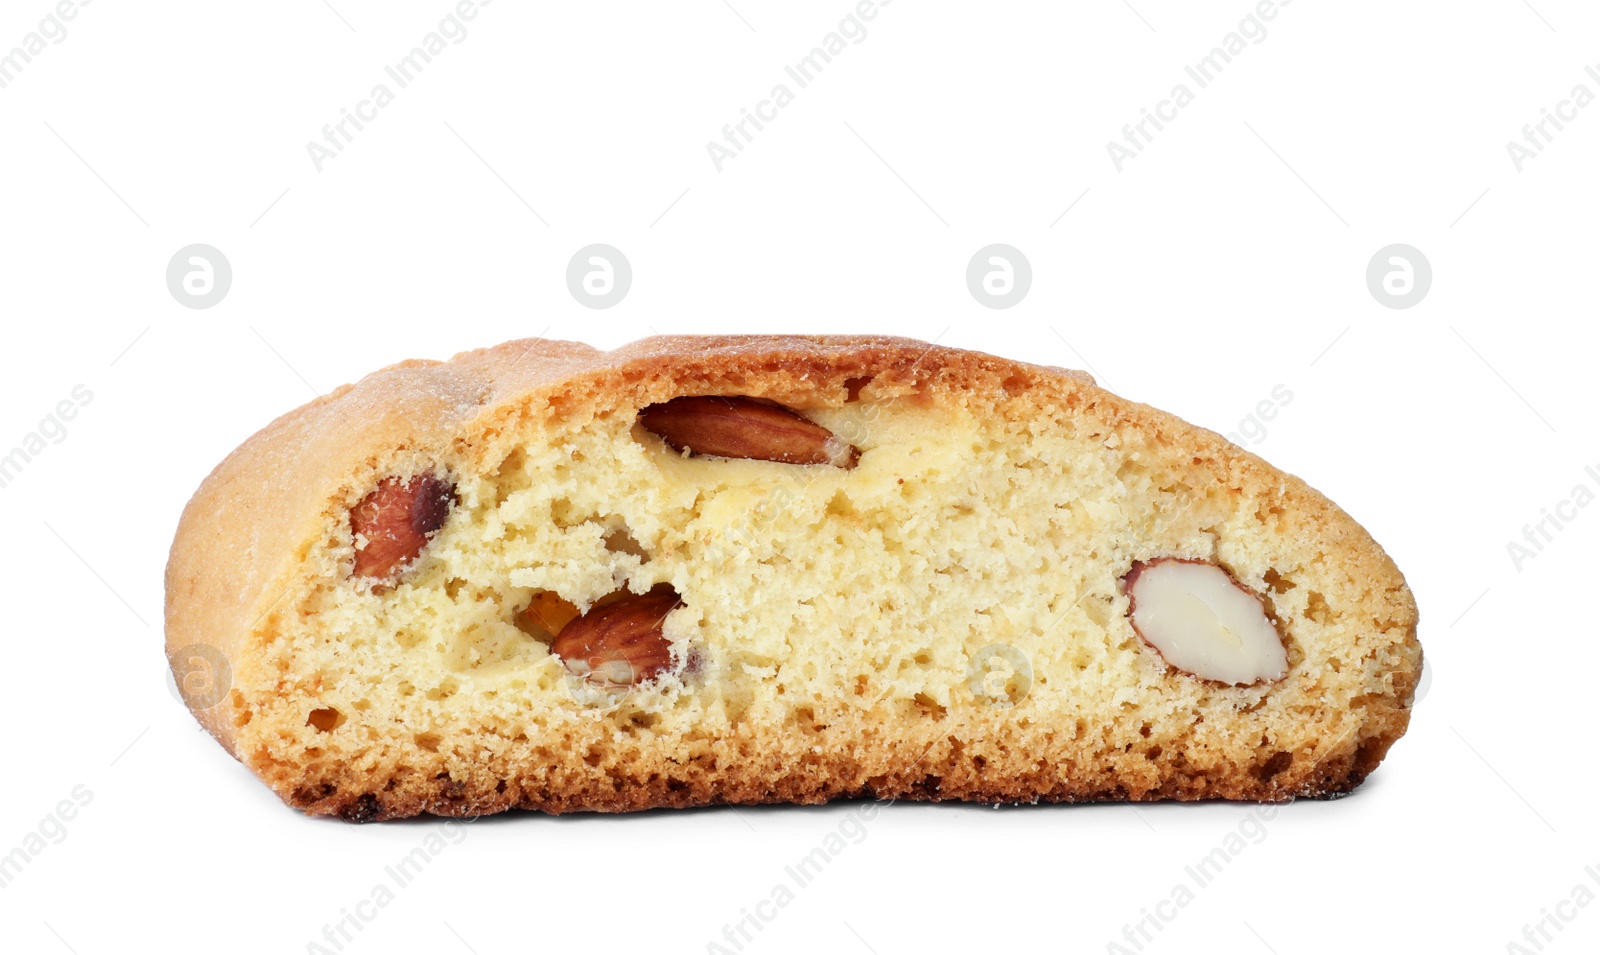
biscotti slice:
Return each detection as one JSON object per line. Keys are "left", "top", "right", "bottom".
{"left": 164, "top": 335, "right": 1421, "bottom": 821}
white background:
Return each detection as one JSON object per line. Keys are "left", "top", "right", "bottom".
{"left": 1, "top": 1, "right": 1596, "bottom": 952}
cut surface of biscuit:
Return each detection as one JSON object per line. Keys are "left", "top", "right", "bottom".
{"left": 164, "top": 336, "right": 1421, "bottom": 821}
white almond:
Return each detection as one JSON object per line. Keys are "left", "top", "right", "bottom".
{"left": 1124, "top": 559, "right": 1289, "bottom": 685}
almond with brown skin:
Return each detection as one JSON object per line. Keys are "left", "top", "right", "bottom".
{"left": 639, "top": 396, "right": 859, "bottom": 468}
{"left": 550, "top": 590, "right": 680, "bottom": 687}
{"left": 1123, "top": 558, "right": 1288, "bottom": 686}
{"left": 350, "top": 475, "right": 454, "bottom": 581}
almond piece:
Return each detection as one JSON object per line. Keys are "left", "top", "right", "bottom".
{"left": 1123, "top": 558, "right": 1288, "bottom": 685}
{"left": 350, "top": 475, "right": 454, "bottom": 581}
{"left": 550, "top": 590, "right": 680, "bottom": 687}
{"left": 639, "top": 396, "right": 859, "bottom": 468}
{"left": 520, "top": 591, "right": 581, "bottom": 638}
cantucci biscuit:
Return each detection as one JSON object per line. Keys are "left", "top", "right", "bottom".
{"left": 164, "top": 335, "right": 1421, "bottom": 820}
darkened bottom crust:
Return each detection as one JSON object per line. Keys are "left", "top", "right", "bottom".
{"left": 282, "top": 729, "right": 1400, "bottom": 822}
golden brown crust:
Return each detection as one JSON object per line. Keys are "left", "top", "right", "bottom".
{"left": 165, "top": 335, "right": 1420, "bottom": 820}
